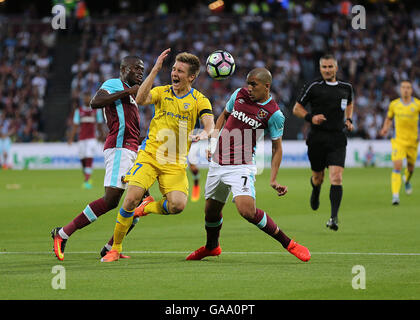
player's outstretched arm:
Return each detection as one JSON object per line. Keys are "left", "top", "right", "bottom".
{"left": 90, "top": 86, "right": 139, "bottom": 109}
{"left": 136, "top": 48, "right": 171, "bottom": 105}
{"left": 190, "top": 114, "right": 215, "bottom": 142}
{"left": 270, "top": 138, "right": 287, "bottom": 196}
{"left": 209, "top": 109, "right": 230, "bottom": 141}
{"left": 206, "top": 109, "right": 230, "bottom": 159}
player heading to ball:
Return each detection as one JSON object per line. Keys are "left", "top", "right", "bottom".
{"left": 101, "top": 49, "right": 215, "bottom": 262}
{"left": 186, "top": 67, "right": 311, "bottom": 262}
{"left": 380, "top": 80, "right": 420, "bottom": 205}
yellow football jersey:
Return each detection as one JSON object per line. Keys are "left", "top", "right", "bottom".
{"left": 387, "top": 97, "right": 420, "bottom": 146}
{"left": 140, "top": 85, "right": 212, "bottom": 166}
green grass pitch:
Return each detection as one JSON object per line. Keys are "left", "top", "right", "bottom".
{"left": 0, "top": 167, "right": 419, "bottom": 300}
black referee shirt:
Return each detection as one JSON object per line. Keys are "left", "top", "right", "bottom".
{"left": 297, "top": 78, "right": 354, "bottom": 132}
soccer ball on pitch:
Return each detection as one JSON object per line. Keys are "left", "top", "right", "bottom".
{"left": 206, "top": 50, "right": 236, "bottom": 80}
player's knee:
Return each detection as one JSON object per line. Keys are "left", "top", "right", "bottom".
{"left": 104, "top": 197, "right": 119, "bottom": 209}
{"left": 313, "top": 175, "right": 324, "bottom": 185}
{"left": 168, "top": 199, "right": 186, "bottom": 214}
{"left": 330, "top": 174, "right": 342, "bottom": 185}
{"left": 103, "top": 194, "right": 121, "bottom": 209}
{"left": 238, "top": 208, "right": 256, "bottom": 222}
{"left": 123, "top": 195, "right": 142, "bottom": 212}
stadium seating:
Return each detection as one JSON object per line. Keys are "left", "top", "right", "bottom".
{"left": 1, "top": 1, "right": 419, "bottom": 142}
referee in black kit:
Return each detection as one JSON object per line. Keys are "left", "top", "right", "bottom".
{"left": 293, "top": 54, "right": 354, "bottom": 231}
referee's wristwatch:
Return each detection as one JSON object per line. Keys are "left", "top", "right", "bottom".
{"left": 345, "top": 118, "right": 353, "bottom": 123}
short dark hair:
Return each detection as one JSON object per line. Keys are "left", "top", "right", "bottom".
{"left": 319, "top": 54, "right": 337, "bottom": 66}
{"left": 400, "top": 79, "right": 412, "bottom": 85}
{"left": 247, "top": 68, "right": 272, "bottom": 85}
{"left": 120, "top": 56, "right": 142, "bottom": 70}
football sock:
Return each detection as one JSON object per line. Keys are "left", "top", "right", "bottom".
{"left": 247, "top": 208, "right": 291, "bottom": 248}
{"left": 404, "top": 168, "right": 413, "bottom": 183}
{"left": 391, "top": 170, "right": 402, "bottom": 196}
{"left": 106, "top": 217, "right": 139, "bottom": 247}
{"left": 311, "top": 176, "right": 321, "bottom": 191}
{"left": 62, "top": 198, "right": 110, "bottom": 237}
{"left": 83, "top": 158, "right": 93, "bottom": 182}
{"left": 330, "top": 185, "right": 343, "bottom": 219}
{"left": 191, "top": 167, "right": 200, "bottom": 186}
{"left": 205, "top": 213, "right": 223, "bottom": 250}
{"left": 112, "top": 207, "right": 134, "bottom": 253}
{"left": 144, "top": 199, "right": 170, "bottom": 215}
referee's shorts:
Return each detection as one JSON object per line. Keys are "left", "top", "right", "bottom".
{"left": 306, "top": 130, "right": 347, "bottom": 172}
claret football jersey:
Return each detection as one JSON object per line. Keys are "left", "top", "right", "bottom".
{"left": 73, "top": 106, "right": 103, "bottom": 140}
{"left": 99, "top": 78, "right": 141, "bottom": 152}
{"left": 214, "top": 87, "right": 285, "bottom": 165}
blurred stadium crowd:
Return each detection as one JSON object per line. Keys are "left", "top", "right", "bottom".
{"left": 1, "top": 0, "right": 420, "bottom": 143}
{"left": 0, "top": 22, "right": 55, "bottom": 142}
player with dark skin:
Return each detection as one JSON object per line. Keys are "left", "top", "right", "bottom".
{"left": 90, "top": 57, "right": 144, "bottom": 210}
{"left": 205, "top": 70, "right": 287, "bottom": 227}
{"left": 51, "top": 56, "right": 147, "bottom": 261}
{"left": 187, "top": 68, "right": 310, "bottom": 262}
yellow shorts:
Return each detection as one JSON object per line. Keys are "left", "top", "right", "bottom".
{"left": 125, "top": 150, "right": 189, "bottom": 196}
{"left": 391, "top": 139, "right": 418, "bottom": 164}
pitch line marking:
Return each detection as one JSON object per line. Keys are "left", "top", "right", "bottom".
{"left": 1, "top": 251, "right": 420, "bottom": 256}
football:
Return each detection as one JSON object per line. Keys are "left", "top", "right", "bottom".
{"left": 206, "top": 50, "right": 236, "bottom": 80}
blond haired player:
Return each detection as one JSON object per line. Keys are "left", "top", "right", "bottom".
{"left": 101, "top": 49, "right": 214, "bottom": 262}
{"left": 380, "top": 80, "right": 420, "bottom": 205}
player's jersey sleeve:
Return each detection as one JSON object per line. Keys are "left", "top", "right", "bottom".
{"left": 387, "top": 101, "right": 396, "bottom": 119}
{"left": 296, "top": 82, "right": 314, "bottom": 106}
{"left": 346, "top": 83, "right": 354, "bottom": 105}
{"left": 99, "top": 78, "right": 124, "bottom": 94}
{"left": 415, "top": 98, "right": 420, "bottom": 113}
{"left": 96, "top": 109, "right": 104, "bottom": 123}
{"left": 267, "top": 110, "right": 285, "bottom": 140}
{"left": 225, "top": 88, "right": 241, "bottom": 113}
{"left": 196, "top": 91, "right": 213, "bottom": 119}
{"left": 73, "top": 109, "right": 80, "bottom": 125}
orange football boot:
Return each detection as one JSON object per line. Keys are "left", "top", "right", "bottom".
{"left": 51, "top": 227, "right": 66, "bottom": 261}
{"left": 100, "top": 250, "right": 120, "bottom": 262}
{"left": 134, "top": 195, "right": 155, "bottom": 217}
{"left": 287, "top": 240, "right": 311, "bottom": 262}
{"left": 186, "top": 245, "right": 222, "bottom": 260}
{"left": 191, "top": 185, "right": 200, "bottom": 202}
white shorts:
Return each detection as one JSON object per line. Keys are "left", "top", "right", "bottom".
{"left": 204, "top": 161, "right": 257, "bottom": 203}
{"left": 78, "top": 138, "right": 97, "bottom": 159}
{"left": 0, "top": 137, "right": 11, "bottom": 154}
{"left": 103, "top": 148, "right": 137, "bottom": 189}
